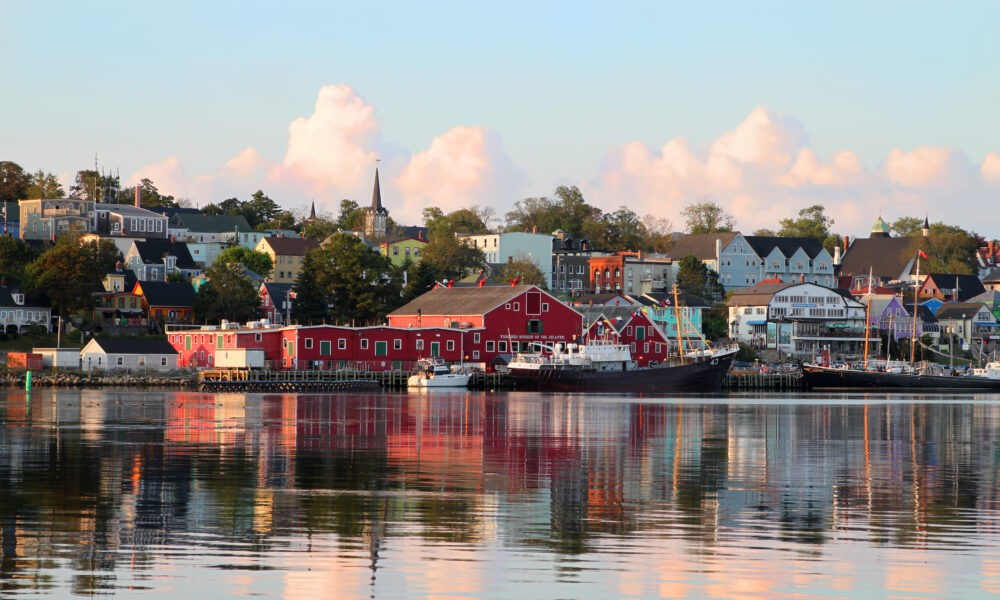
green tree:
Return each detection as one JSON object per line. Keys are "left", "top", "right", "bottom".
{"left": 214, "top": 246, "right": 273, "bottom": 278}
{"left": 675, "top": 254, "right": 725, "bottom": 302}
{"left": 0, "top": 236, "right": 37, "bottom": 284}
{"left": 777, "top": 204, "right": 833, "bottom": 240}
{"left": 335, "top": 199, "right": 366, "bottom": 230}
{"left": 496, "top": 258, "right": 547, "bottom": 288}
{"left": 503, "top": 196, "right": 562, "bottom": 233}
{"left": 681, "top": 199, "right": 735, "bottom": 234}
{"left": 70, "top": 169, "right": 118, "bottom": 201}
{"left": 0, "top": 162, "right": 30, "bottom": 203}
{"left": 120, "top": 178, "right": 177, "bottom": 208}
{"left": 925, "top": 225, "right": 979, "bottom": 274}
{"left": 583, "top": 206, "right": 645, "bottom": 251}
{"left": 291, "top": 233, "right": 402, "bottom": 325}
{"left": 419, "top": 234, "right": 485, "bottom": 282}
{"left": 26, "top": 234, "right": 122, "bottom": 326}
{"left": 554, "top": 185, "right": 601, "bottom": 236}
{"left": 641, "top": 214, "right": 674, "bottom": 253}
{"left": 26, "top": 170, "right": 64, "bottom": 199}
{"left": 890, "top": 216, "right": 925, "bottom": 237}
{"left": 246, "top": 190, "right": 282, "bottom": 229}
{"left": 300, "top": 215, "right": 340, "bottom": 241}
{"left": 194, "top": 263, "right": 260, "bottom": 324}
{"left": 402, "top": 260, "right": 442, "bottom": 303}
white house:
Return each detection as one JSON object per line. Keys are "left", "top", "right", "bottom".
{"left": 80, "top": 338, "right": 179, "bottom": 372}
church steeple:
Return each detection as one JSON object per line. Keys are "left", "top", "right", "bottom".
{"left": 922, "top": 215, "right": 930, "bottom": 238}
{"left": 308, "top": 201, "right": 316, "bottom": 221}
{"left": 364, "top": 164, "right": 388, "bottom": 240}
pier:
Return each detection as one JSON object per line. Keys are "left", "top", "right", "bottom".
{"left": 723, "top": 372, "right": 804, "bottom": 391}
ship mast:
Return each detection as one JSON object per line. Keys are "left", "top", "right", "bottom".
{"left": 909, "top": 252, "right": 922, "bottom": 367}
{"left": 863, "top": 267, "right": 873, "bottom": 370}
{"left": 672, "top": 284, "right": 685, "bottom": 363}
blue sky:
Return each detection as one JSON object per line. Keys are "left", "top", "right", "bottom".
{"left": 3, "top": 1, "right": 998, "bottom": 237}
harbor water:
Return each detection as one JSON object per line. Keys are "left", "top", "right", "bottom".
{"left": 2, "top": 388, "right": 1000, "bottom": 599}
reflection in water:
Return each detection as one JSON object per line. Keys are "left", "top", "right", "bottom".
{"left": 1, "top": 389, "right": 1000, "bottom": 597}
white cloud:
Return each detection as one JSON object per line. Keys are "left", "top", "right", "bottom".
{"left": 588, "top": 108, "right": 1000, "bottom": 236}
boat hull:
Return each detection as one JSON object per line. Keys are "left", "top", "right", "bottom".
{"left": 407, "top": 374, "right": 471, "bottom": 388}
{"left": 802, "top": 365, "right": 1000, "bottom": 391}
{"left": 508, "top": 351, "right": 735, "bottom": 393}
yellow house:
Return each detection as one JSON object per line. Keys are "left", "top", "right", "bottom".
{"left": 255, "top": 236, "right": 320, "bottom": 284}
{"left": 380, "top": 236, "right": 428, "bottom": 267}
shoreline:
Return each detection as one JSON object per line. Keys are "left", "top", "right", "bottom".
{"left": 1, "top": 370, "right": 199, "bottom": 389}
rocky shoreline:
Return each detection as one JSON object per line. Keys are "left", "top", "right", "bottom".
{"left": 0, "top": 370, "right": 199, "bottom": 389}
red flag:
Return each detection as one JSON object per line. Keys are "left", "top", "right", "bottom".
{"left": 288, "top": 291, "right": 297, "bottom": 299}
{"left": 478, "top": 277, "right": 486, "bottom": 287}
{"left": 447, "top": 279, "right": 454, "bottom": 288}
{"left": 918, "top": 250, "right": 929, "bottom": 259}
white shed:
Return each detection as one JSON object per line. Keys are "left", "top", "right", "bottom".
{"left": 80, "top": 338, "right": 179, "bottom": 372}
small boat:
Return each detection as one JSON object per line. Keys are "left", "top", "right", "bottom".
{"left": 507, "top": 339, "right": 738, "bottom": 393}
{"left": 407, "top": 358, "right": 471, "bottom": 388}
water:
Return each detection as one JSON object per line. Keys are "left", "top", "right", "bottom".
{"left": 3, "top": 388, "right": 1000, "bottom": 599}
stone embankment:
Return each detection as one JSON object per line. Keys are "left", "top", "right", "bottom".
{"left": 0, "top": 370, "right": 198, "bottom": 389}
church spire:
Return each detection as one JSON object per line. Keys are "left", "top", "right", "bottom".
{"left": 365, "top": 162, "right": 388, "bottom": 240}
{"left": 371, "top": 166, "right": 383, "bottom": 212}
{"left": 308, "top": 201, "right": 316, "bottom": 220}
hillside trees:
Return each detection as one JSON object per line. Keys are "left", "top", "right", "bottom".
{"left": 193, "top": 262, "right": 260, "bottom": 324}
{"left": 25, "top": 234, "right": 122, "bottom": 327}
{"left": 292, "top": 233, "right": 402, "bottom": 325}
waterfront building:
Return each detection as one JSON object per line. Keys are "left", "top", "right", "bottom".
{"left": 0, "top": 284, "right": 53, "bottom": 333}
{"left": 80, "top": 337, "right": 179, "bottom": 372}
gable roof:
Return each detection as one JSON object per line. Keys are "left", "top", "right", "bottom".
{"left": 388, "top": 285, "right": 560, "bottom": 317}
{"left": 967, "top": 289, "right": 1000, "bottom": 308}
{"left": 667, "top": 232, "right": 738, "bottom": 261}
{"left": 259, "top": 236, "right": 320, "bottom": 256}
{"left": 261, "top": 282, "right": 294, "bottom": 299}
{"left": 934, "top": 302, "right": 988, "bottom": 320}
{"left": 89, "top": 338, "right": 178, "bottom": 355}
{"left": 133, "top": 239, "right": 197, "bottom": 269}
{"left": 744, "top": 236, "right": 826, "bottom": 259}
{"left": 838, "top": 236, "right": 922, "bottom": 280}
{"left": 135, "top": 281, "right": 196, "bottom": 307}
{"left": 923, "top": 273, "right": 986, "bottom": 301}
{"left": 170, "top": 213, "right": 253, "bottom": 233}
{"left": 727, "top": 281, "right": 797, "bottom": 306}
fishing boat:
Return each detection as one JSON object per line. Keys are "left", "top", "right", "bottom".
{"left": 507, "top": 284, "right": 737, "bottom": 393}
{"left": 407, "top": 358, "right": 471, "bottom": 388}
{"left": 507, "top": 339, "right": 737, "bottom": 393}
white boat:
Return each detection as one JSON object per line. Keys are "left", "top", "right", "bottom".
{"left": 407, "top": 358, "right": 471, "bottom": 388}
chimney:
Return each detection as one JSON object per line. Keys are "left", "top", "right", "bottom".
{"left": 833, "top": 245, "right": 841, "bottom": 265}
{"left": 843, "top": 235, "right": 850, "bottom": 252}
{"left": 990, "top": 241, "right": 995, "bottom": 259}
{"left": 134, "top": 186, "right": 141, "bottom": 208}
{"left": 418, "top": 230, "right": 424, "bottom": 240}
{"left": 532, "top": 225, "right": 537, "bottom": 234}
{"left": 800, "top": 273, "right": 805, "bottom": 283}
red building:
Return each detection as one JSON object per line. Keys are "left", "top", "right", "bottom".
{"left": 581, "top": 306, "right": 672, "bottom": 367}
{"left": 589, "top": 255, "right": 625, "bottom": 293}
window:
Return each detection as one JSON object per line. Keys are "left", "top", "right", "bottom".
{"left": 527, "top": 319, "right": 543, "bottom": 334}
{"left": 416, "top": 339, "right": 425, "bottom": 351}
{"left": 499, "top": 341, "right": 508, "bottom": 352}
{"left": 473, "top": 332, "right": 480, "bottom": 343}
{"left": 360, "top": 339, "right": 369, "bottom": 350}
{"left": 117, "top": 357, "right": 124, "bottom": 366}
{"left": 216, "top": 335, "right": 223, "bottom": 349}
{"left": 338, "top": 338, "right": 347, "bottom": 350}
{"left": 393, "top": 338, "right": 402, "bottom": 350}
{"left": 161, "top": 357, "right": 167, "bottom": 366}
{"left": 486, "top": 340, "right": 495, "bottom": 352}
{"left": 636, "top": 326, "right": 646, "bottom": 340}
{"left": 320, "top": 340, "right": 331, "bottom": 355}
{"left": 473, "top": 351, "right": 480, "bottom": 359}
{"left": 542, "top": 303, "right": 549, "bottom": 312}
{"left": 255, "top": 333, "right": 262, "bottom": 342}
{"left": 513, "top": 302, "right": 520, "bottom": 311}
{"left": 626, "top": 326, "right": 633, "bottom": 336}
{"left": 644, "top": 342, "right": 650, "bottom": 353}
{"left": 446, "top": 340, "right": 455, "bottom": 351}
{"left": 305, "top": 338, "right": 313, "bottom": 349}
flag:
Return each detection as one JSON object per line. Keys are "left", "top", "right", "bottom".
{"left": 477, "top": 277, "right": 486, "bottom": 288}
{"left": 919, "top": 250, "right": 929, "bottom": 259}
{"left": 288, "top": 291, "right": 297, "bottom": 299}
{"left": 447, "top": 279, "right": 454, "bottom": 288}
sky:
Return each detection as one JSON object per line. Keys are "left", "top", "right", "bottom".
{"left": 2, "top": 1, "right": 998, "bottom": 239}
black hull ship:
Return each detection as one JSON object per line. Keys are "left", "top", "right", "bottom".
{"left": 802, "top": 363, "right": 1000, "bottom": 391}
{"left": 507, "top": 340, "right": 737, "bottom": 393}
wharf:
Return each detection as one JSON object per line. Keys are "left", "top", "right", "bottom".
{"left": 197, "top": 369, "right": 803, "bottom": 392}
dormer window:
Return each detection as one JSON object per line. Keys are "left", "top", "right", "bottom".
{"left": 12, "top": 293, "right": 24, "bottom": 305}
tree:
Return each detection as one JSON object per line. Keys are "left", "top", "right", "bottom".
{"left": 925, "top": 225, "right": 979, "bottom": 274}
{"left": 214, "top": 246, "right": 273, "bottom": 279}
{"left": 120, "top": 178, "right": 177, "bottom": 208}
{"left": 496, "top": 258, "right": 547, "bottom": 288}
{"left": 424, "top": 206, "right": 492, "bottom": 239}
{"left": 419, "top": 233, "right": 485, "bottom": 282}
{"left": 752, "top": 228, "right": 776, "bottom": 237}
{"left": 681, "top": 199, "right": 735, "bottom": 234}
{"left": 193, "top": 263, "right": 260, "bottom": 324}
{"left": 0, "top": 236, "right": 37, "bottom": 284}
{"left": 554, "top": 185, "right": 601, "bottom": 236}
{"left": 0, "top": 162, "right": 30, "bottom": 203}
{"left": 245, "top": 190, "right": 282, "bottom": 229}
{"left": 402, "top": 260, "right": 442, "bottom": 303}
{"left": 300, "top": 215, "right": 340, "bottom": 241}
{"left": 25, "top": 234, "right": 122, "bottom": 326}
{"left": 70, "top": 169, "right": 118, "bottom": 201}
{"left": 583, "top": 206, "right": 645, "bottom": 251}
{"left": 641, "top": 214, "right": 674, "bottom": 253}
{"left": 263, "top": 210, "right": 297, "bottom": 231}
{"left": 890, "top": 216, "right": 925, "bottom": 238}
{"left": 25, "top": 170, "right": 64, "bottom": 199}
{"left": 291, "top": 233, "right": 402, "bottom": 325}
{"left": 777, "top": 204, "right": 833, "bottom": 240}
{"left": 336, "top": 199, "right": 366, "bottom": 230}
{"left": 675, "top": 254, "right": 725, "bottom": 302}
{"left": 504, "top": 196, "right": 562, "bottom": 234}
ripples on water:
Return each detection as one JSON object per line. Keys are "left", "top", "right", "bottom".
{"left": 3, "top": 389, "right": 1000, "bottom": 598}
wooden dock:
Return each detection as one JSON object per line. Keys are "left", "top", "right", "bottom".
{"left": 197, "top": 368, "right": 804, "bottom": 393}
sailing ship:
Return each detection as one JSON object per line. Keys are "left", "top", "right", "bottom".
{"left": 802, "top": 255, "right": 1000, "bottom": 391}
{"left": 507, "top": 286, "right": 737, "bottom": 393}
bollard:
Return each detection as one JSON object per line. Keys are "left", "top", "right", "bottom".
{"left": 25, "top": 370, "right": 32, "bottom": 391}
